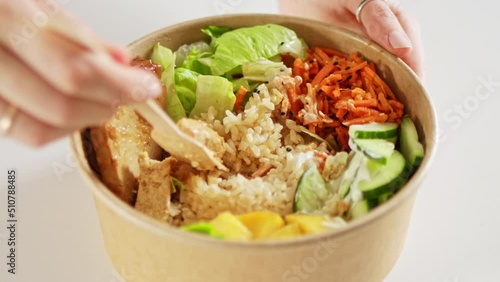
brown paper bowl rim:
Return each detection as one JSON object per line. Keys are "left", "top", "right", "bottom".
{"left": 70, "top": 14, "right": 438, "bottom": 250}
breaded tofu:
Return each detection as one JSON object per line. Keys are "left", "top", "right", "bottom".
{"left": 90, "top": 58, "right": 165, "bottom": 204}
{"left": 135, "top": 153, "right": 177, "bottom": 222}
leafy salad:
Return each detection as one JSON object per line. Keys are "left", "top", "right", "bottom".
{"left": 143, "top": 24, "right": 425, "bottom": 240}
{"left": 151, "top": 24, "right": 307, "bottom": 121}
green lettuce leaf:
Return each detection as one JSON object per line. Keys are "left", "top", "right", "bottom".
{"left": 174, "top": 41, "right": 212, "bottom": 67}
{"left": 210, "top": 24, "right": 305, "bottom": 76}
{"left": 223, "top": 65, "right": 243, "bottom": 80}
{"left": 180, "top": 48, "right": 213, "bottom": 75}
{"left": 201, "top": 25, "right": 232, "bottom": 41}
{"left": 189, "top": 76, "right": 235, "bottom": 120}
{"left": 151, "top": 43, "right": 186, "bottom": 121}
{"left": 278, "top": 38, "right": 308, "bottom": 60}
{"left": 231, "top": 78, "right": 250, "bottom": 93}
{"left": 174, "top": 68, "right": 200, "bottom": 115}
{"left": 242, "top": 59, "right": 287, "bottom": 82}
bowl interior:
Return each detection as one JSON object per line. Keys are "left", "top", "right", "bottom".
{"left": 73, "top": 14, "right": 437, "bottom": 246}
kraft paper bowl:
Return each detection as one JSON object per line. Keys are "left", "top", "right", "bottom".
{"left": 70, "top": 14, "right": 437, "bottom": 282}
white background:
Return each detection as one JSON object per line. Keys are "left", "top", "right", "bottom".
{"left": 0, "top": 0, "right": 499, "bottom": 281}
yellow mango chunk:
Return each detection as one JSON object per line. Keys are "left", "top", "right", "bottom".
{"left": 285, "top": 214, "right": 329, "bottom": 235}
{"left": 268, "top": 222, "right": 302, "bottom": 239}
{"left": 236, "top": 211, "right": 285, "bottom": 239}
{"left": 211, "top": 212, "right": 252, "bottom": 240}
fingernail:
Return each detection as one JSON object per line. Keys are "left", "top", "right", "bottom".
{"left": 106, "top": 44, "right": 130, "bottom": 65}
{"left": 111, "top": 50, "right": 130, "bottom": 65}
{"left": 389, "top": 31, "right": 412, "bottom": 49}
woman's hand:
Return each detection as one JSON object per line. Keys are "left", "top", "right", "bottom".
{"left": 278, "top": 0, "right": 424, "bottom": 78}
{"left": 0, "top": 0, "right": 162, "bottom": 146}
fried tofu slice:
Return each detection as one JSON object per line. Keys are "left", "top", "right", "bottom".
{"left": 90, "top": 107, "right": 164, "bottom": 204}
{"left": 135, "top": 153, "right": 177, "bottom": 222}
{"left": 90, "top": 58, "right": 165, "bottom": 204}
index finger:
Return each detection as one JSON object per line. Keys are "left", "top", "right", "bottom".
{"left": 0, "top": 0, "right": 162, "bottom": 105}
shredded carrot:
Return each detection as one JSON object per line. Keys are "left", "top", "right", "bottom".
{"left": 234, "top": 86, "right": 248, "bottom": 113}
{"left": 351, "top": 99, "right": 378, "bottom": 108}
{"left": 320, "top": 85, "right": 335, "bottom": 98}
{"left": 349, "top": 52, "right": 364, "bottom": 64}
{"left": 314, "top": 47, "right": 332, "bottom": 64}
{"left": 335, "top": 127, "right": 350, "bottom": 150}
{"left": 334, "top": 61, "right": 368, "bottom": 75}
{"left": 336, "top": 108, "right": 348, "bottom": 119}
{"left": 362, "top": 67, "right": 397, "bottom": 100}
{"left": 368, "top": 62, "right": 376, "bottom": 72}
{"left": 343, "top": 114, "right": 388, "bottom": 126}
{"left": 378, "top": 92, "right": 392, "bottom": 113}
{"left": 323, "top": 120, "right": 342, "bottom": 128}
{"left": 285, "top": 46, "right": 405, "bottom": 150}
{"left": 388, "top": 100, "right": 404, "bottom": 110}
{"left": 350, "top": 107, "right": 383, "bottom": 117}
{"left": 388, "top": 112, "right": 399, "bottom": 121}
{"left": 312, "top": 60, "right": 335, "bottom": 86}
{"left": 320, "top": 47, "right": 349, "bottom": 59}
{"left": 288, "top": 86, "right": 302, "bottom": 117}
{"left": 307, "top": 60, "right": 320, "bottom": 76}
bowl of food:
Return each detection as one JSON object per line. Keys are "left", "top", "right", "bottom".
{"left": 71, "top": 14, "right": 436, "bottom": 282}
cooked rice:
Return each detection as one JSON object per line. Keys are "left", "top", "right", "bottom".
{"left": 157, "top": 72, "right": 348, "bottom": 225}
{"left": 176, "top": 75, "right": 343, "bottom": 224}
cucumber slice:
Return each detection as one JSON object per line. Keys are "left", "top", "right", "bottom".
{"left": 386, "top": 136, "right": 398, "bottom": 144}
{"left": 400, "top": 117, "right": 424, "bottom": 172}
{"left": 294, "top": 165, "right": 329, "bottom": 213}
{"left": 366, "top": 158, "right": 384, "bottom": 176}
{"left": 358, "top": 151, "right": 408, "bottom": 200}
{"left": 349, "top": 199, "right": 378, "bottom": 219}
{"left": 352, "top": 139, "right": 395, "bottom": 165}
{"left": 348, "top": 122, "right": 399, "bottom": 141}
